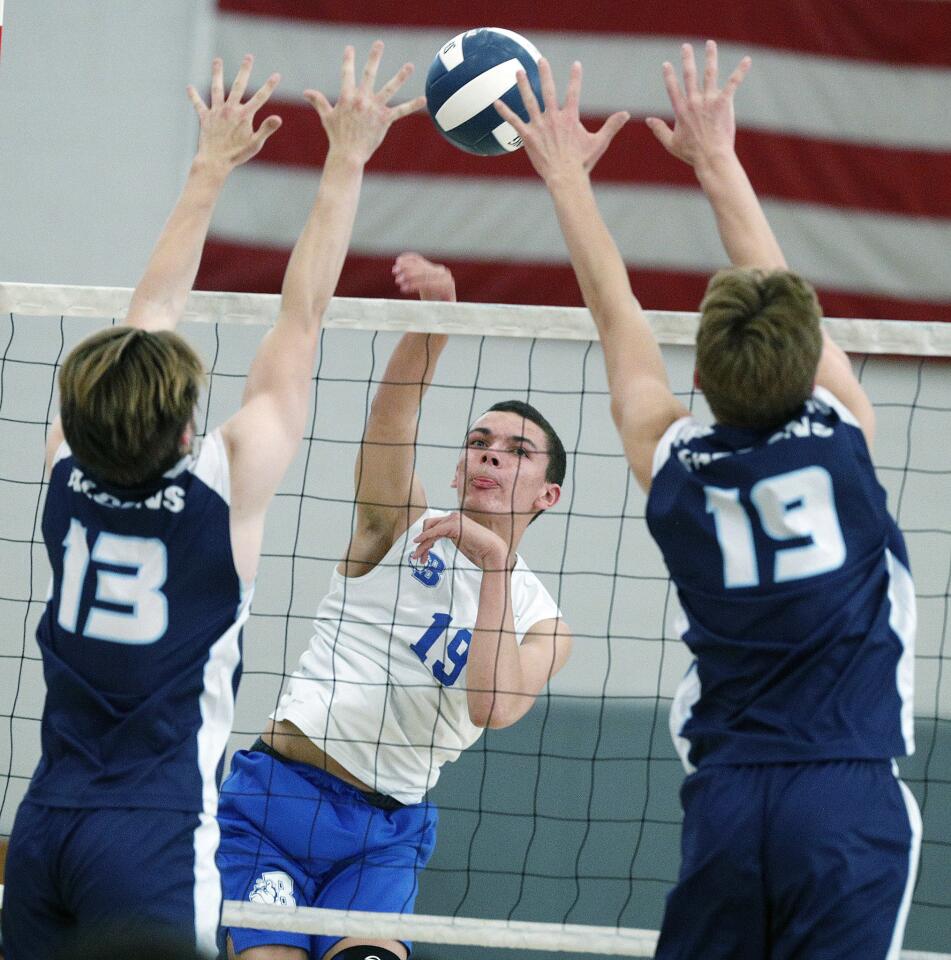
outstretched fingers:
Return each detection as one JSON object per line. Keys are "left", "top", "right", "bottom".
{"left": 595, "top": 110, "right": 630, "bottom": 148}
{"left": 210, "top": 57, "right": 225, "bottom": 107}
{"left": 661, "top": 60, "right": 685, "bottom": 114}
{"left": 563, "top": 60, "right": 582, "bottom": 116}
{"left": 361, "top": 39, "right": 385, "bottom": 93}
{"left": 584, "top": 110, "right": 630, "bottom": 171}
{"left": 723, "top": 55, "right": 752, "bottom": 99}
{"left": 339, "top": 45, "right": 356, "bottom": 95}
{"left": 375, "top": 62, "right": 412, "bottom": 102}
{"left": 186, "top": 84, "right": 207, "bottom": 116}
{"left": 228, "top": 54, "right": 254, "bottom": 104}
{"left": 515, "top": 65, "right": 543, "bottom": 120}
{"left": 248, "top": 114, "right": 283, "bottom": 154}
{"left": 537, "top": 57, "right": 558, "bottom": 113}
{"left": 303, "top": 88, "right": 332, "bottom": 124}
{"left": 388, "top": 94, "right": 427, "bottom": 122}
{"left": 493, "top": 95, "right": 530, "bottom": 146}
{"left": 703, "top": 40, "right": 719, "bottom": 96}
{"left": 245, "top": 71, "right": 281, "bottom": 114}
{"left": 644, "top": 115, "right": 675, "bottom": 151}
{"left": 680, "top": 43, "right": 699, "bottom": 99}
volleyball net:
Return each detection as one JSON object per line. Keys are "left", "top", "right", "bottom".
{"left": 0, "top": 283, "right": 948, "bottom": 958}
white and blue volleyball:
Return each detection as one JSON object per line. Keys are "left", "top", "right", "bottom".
{"left": 425, "top": 28, "right": 544, "bottom": 156}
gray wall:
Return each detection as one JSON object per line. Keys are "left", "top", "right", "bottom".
{"left": 416, "top": 707, "right": 951, "bottom": 958}
{"left": 0, "top": 0, "right": 214, "bottom": 286}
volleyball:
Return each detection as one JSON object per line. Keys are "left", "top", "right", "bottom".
{"left": 425, "top": 27, "right": 544, "bottom": 156}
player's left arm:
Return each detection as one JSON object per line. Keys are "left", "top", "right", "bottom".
{"left": 649, "top": 41, "right": 875, "bottom": 444}
{"left": 496, "top": 61, "right": 690, "bottom": 493}
{"left": 815, "top": 333, "right": 876, "bottom": 445}
{"left": 222, "top": 44, "right": 425, "bottom": 582}
{"left": 412, "top": 512, "right": 572, "bottom": 728}
{"left": 127, "top": 55, "right": 281, "bottom": 334}
{"left": 45, "top": 55, "right": 281, "bottom": 472}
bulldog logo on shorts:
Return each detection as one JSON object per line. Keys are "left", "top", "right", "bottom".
{"left": 249, "top": 870, "right": 296, "bottom": 907}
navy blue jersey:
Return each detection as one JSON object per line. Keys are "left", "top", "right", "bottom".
{"left": 647, "top": 387, "right": 915, "bottom": 770}
{"left": 28, "top": 429, "right": 251, "bottom": 813}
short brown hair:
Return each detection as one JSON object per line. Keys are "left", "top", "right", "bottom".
{"left": 486, "top": 399, "right": 566, "bottom": 486}
{"left": 696, "top": 269, "right": 823, "bottom": 430}
{"left": 59, "top": 326, "right": 204, "bottom": 487}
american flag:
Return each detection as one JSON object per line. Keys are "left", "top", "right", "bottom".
{"left": 198, "top": 0, "right": 951, "bottom": 323}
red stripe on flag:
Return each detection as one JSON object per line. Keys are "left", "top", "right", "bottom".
{"left": 197, "top": 240, "right": 951, "bottom": 322}
{"left": 215, "top": 0, "right": 951, "bottom": 68}
{"left": 255, "top": 105, "right": 950, "bottom": 219}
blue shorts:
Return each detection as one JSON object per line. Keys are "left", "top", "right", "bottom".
{"left": 217, "top": 747, "right": 438, "bottom": 959}
{"left": 655, "top": 760, "right": 922, "bottom": 960}
{"left": 1, "top": 801, "right": 220, "bottom": 959}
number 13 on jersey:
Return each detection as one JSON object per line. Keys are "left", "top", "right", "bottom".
{"left": 705, "top": 466, "right": 846, "bottom": 588}
{"left": 57, "top": 519, "right": 169, "bottom": 644}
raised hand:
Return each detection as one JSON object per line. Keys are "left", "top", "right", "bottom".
{"left": 186, "top": 54, "right": 282, "bottom": 171}
{"left": 646, "top": 40, "right": 751, "bottom": 170}
{"left": 392, "top": 252, "right": 457, "bottom": 302}
{"left": 412, "top": 512, "right": 509, "bottom": 572}
{"left": 305, "top": 42, "right": 426, "bottom": 165}
{"left": 493, "top": 58, "right": 629, "bottom": 183}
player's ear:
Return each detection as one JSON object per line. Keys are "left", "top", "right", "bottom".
{"left": 534, "top": 482, "right": 560, "bottom": 513}
{"left": 180, "top": 420, "right": 195, "bottom": 454}
{"left": 693, "top": 367, "right": 702, "bottom": 390}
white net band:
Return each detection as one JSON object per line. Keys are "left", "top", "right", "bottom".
{"left": 215, "top": 902, "right": 948, "bottom": 959}
{"left": 2, "top": 282, "right": 949, "bottom": 354}
{"left": 0, "top": 886, "right": 946, "bottom": 958}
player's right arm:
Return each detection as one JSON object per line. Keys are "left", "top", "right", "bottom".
{"left": 341, "top": 254, "right": 453, "bottom": 576}
{"left": 45, "top": 56, "right": 282, "bottom": 473}
{"left": 221, "top": 44, "right": 425, "bottom": 583}
{"left": 124, "top": 56, "right": 281, "bottom": 335}
{"left": 648, "top": 41, "right": 875, "bottom": 444}
{"left": 496, "top": 61, "right": 689, "bottom": 493}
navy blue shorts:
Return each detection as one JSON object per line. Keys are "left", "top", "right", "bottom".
{"left": 1, "top": 801, "right": 221, "bottom": 959}
{"left": 655, "top": 760, "right": 922, "bottom": 960}
{"left": 217, "top": 748, "right": 438, "bottom": 959}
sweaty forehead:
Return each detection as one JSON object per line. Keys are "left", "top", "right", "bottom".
{"left": 467, "top": 410, "right": 546, "bottom": 446}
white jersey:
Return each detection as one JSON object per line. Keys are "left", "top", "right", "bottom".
{"left": 274, "top": 509, "right": 561, "bottom": 803}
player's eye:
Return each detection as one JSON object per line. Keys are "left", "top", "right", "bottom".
{"left": 512, "top": 446, "right": 529, "bottom": 457}
{"left": 468, "top": 437, "right": 487, "bottom": 448}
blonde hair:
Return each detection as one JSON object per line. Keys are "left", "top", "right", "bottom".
{"left": 696, "top": 269, "right": 823, "bottom": 430}
{"left": 59, "top": 327, "right": 205, "bottom": 486}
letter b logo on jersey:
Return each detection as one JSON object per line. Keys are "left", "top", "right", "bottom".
{"left": 409, "top": 550, "right": 445, "bottom": 587}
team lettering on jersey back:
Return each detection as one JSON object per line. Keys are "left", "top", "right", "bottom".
{"left": 677, "top": 396, "right": 837, "bottom": 474}
{"left": 66, "top": 463, "right": 185, "bottom": 512}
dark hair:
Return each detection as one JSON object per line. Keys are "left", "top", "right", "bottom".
{"left": 487, "top": 399, "right": 566, "bottom": 485}
{"left": 59, "top": 326, "right": 205, "bottom": 487}
{"left": 696, "top": 268, "right": 823, "bottom": 431}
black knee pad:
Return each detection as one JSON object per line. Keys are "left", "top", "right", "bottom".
{"left": 331, "top": 947, "right": 403, "bottom": 960}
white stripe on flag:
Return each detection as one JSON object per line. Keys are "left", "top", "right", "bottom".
{"left": 216, "top": 14, "right": 951, "bottom": 149}
{"left": 212, "top": 164, "right": 951, "bottom": 301}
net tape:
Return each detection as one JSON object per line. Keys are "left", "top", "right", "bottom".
{"left": 2, "top": 282, "right": 949, "bottom": 354}
{"left": 0, "top": 888, "right": 945, "bottom": 957}
{"left": 214, "top": 902, "right": 951, "bottom": 958}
